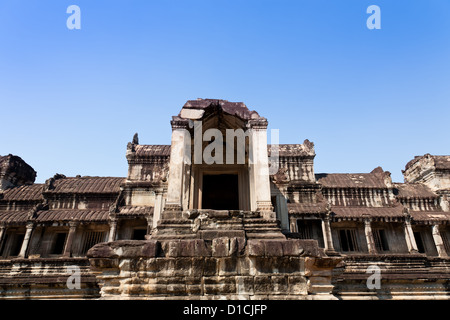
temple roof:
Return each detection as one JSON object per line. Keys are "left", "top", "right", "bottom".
{"left": 1, "top": 184, "right": 44, "bottom": 201}
{"left": 132, "top": 143, "right": 318, "bottom": 159}
{"left": 331, "top": 205, "right": 404, "bottom": 218}
{"left": 410, "top": 210, "right": 450, "bottom": 222}
{"left": 45, "top": 176, "right": 124, "bottom": 194}
{"left": 117, "top": 206, "right": 153, "bottom": 216}
{"left": 0, "top": 210, "right": 30, "bottom": 224}
{"left": 35, "top": 209, "right": 109, "bottom": 222}
{"left": 134, "top": 145, "right": 171, "bottom": 157}
{"left": 180, "top": 98, "right": 262, "bottom": 121}
{"left": 287, "top": 202, "right": 328, "bottom": 214}
{"left": 268, "top": 140, "right": 315, "bottom": 157}
{"left": 315, "top": 173, "right": 387, "bottom": 189}
{"left": 393, "top": 183, "right": 438, "bottom": 199}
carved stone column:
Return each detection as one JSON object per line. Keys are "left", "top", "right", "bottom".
{"left": 108, "top": 218, "right": 118, "bottom": 242}
{"left": 363, "top": 217, "right": 377, "bottom": 254}
{"left": 152, "top": 189, "right": 164, "bottom": 229}
{"left": 0, "top": 225, "right": 5, "bottom": 250}
{"left": 431, "top": 224, "right": 448, "bottom": 257}
{"left": 247, "top": 119, "right": 274, "bottom": 218}
{"left": 322, "top": 213, "right": 338, "bottom": 255}
{"left": 18, "top": 222, "right": 34, "bottom": 258}
{"left": 164, "top": 120, "right": 191, "bottom": 214}
{"left": 403, "top": 212, "right": 418, "bottom": 253}
{"left": 63, "top": 222, "right": 78, "bottom": 257}
{"left": 276, "top": 193, "right": 289, "bottom": 231}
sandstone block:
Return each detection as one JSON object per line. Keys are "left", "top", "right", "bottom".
{"left": 204, "top": 276, "right": 236, "bottom": 295}
{"left": 235, "top": 276, "right": 254, "bottom": 295}
{"left": 246, "top": 240, "right": 265, "bottom": 256}
{"left": 161, "top": 239, "right": 211, "bottom": 257}
{"left": 264, "top": 240, "right": 284, "bottom": 257}
{"left": 212, "top": 237, "right": 246, "bottom": 257}
{"left": 288, "top": 276, "right": 308, "bottom": 295}
{"left": 218, "top": 257, "right": 238, "bottom": 275}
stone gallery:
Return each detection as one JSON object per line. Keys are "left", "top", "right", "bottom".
{"left": 0, "top": 99, "right": 449, "bottom": 299}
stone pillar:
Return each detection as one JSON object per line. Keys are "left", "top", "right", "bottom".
{"left": 290, "top": 218, "right": 297, "bottom": 233}
{"left": 152, "top": 190, "right": 164, "bottom": 229}
{"left": 0, "top": 225, "right": 5, "bottom": 257}
{"left": 63, "top": 222, "right": 78, "bottom": 257}
{"left": 431, "top": 224, "right": 448, "bottom": 257}
{"left": 439, "top": 195, "right": 449, "bottom": 212}
{"left": 108, "top": 218, "right": 118, "bottom": 242}
{"left": 248, "top": 121, "right": 273, "bottom": 217}
{"left": 322, "top": 214, "right": 337, "bottom": 255}
{"left": 0, "top": 225, "right": 5, "bottom": 247}
{"left": 404, "top": 217, "right": 419, "bottom": 253}
{"left": 363, "top": 217, "right": 377, "bottom": 254}
{"left": 276, "top": 194, "right": 289, "bottom": 231}
{"left": 164, "top": 124, "right": 191, "bottom": 213}
{"left": 18, "top": 222, "right": 34, "bottom": 258}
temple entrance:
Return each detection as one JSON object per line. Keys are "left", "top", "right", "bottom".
{"left": 202, "top": 174, "right": 239, "bottom": 210}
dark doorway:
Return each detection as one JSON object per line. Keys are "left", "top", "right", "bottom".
{"left": 132, "top": 229, "right": 147, "bottom": 240}
{"left": 413, "top": 231, "right": 426, "bottom": 253}
{"left": 10, "top": 234, "right": 25, "bottom": 257}
{"left": 202, "top": 174, "right": 239, "bottom": 210}
{"left": 51, "top": 233, "right": 67, "bottom": 255}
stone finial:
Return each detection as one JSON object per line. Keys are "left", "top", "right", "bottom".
{"left": 53, "top": 173, "right": 66, "bottom": 180}
{"left": 303, "top": 139, "right": 314, "bottom": 150}
{"left": 43, "top": 173, "right": 66, "bottom": 191}
{"left": 371, "top": 166, "right": 384, "bottom": 174}
{"left": 132, "top": 133, "right": 139, "bottom": 145}
{"left": 44, "top": 177, "right": 55, "bottom": 191}
{"left": 402, "top": 206, "right": 410, "bottom": 217}
{"left": 127, "top": 133, "right": 139, "bottom": 154}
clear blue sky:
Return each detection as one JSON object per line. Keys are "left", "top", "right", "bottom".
{"left": 1, "top": 0, "right": 449, "bottom": 183}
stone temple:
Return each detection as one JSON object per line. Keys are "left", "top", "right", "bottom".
{"left": 0, "top": 99, "right": 449, "bottom": 299}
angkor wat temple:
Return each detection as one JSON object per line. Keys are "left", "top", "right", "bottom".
{"left": 0, "top": 99, "right": 449, "bottom": 299}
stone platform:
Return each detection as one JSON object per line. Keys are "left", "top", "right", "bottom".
{"left": 87, "top": 238, "right": 342, "bottom": 299}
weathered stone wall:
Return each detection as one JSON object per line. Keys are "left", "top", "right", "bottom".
{"left": 87, "top": 238, "right": 342, "bottom": 300}
{"left": 333, "top": 254, "right": 450, "bottom": 300}
{"left": 0, "top": 258, "right": 99, "bottom": 299}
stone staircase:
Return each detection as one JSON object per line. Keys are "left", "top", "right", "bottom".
{"left": 152, "top": 209, "right": 285, "bottom": 240}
